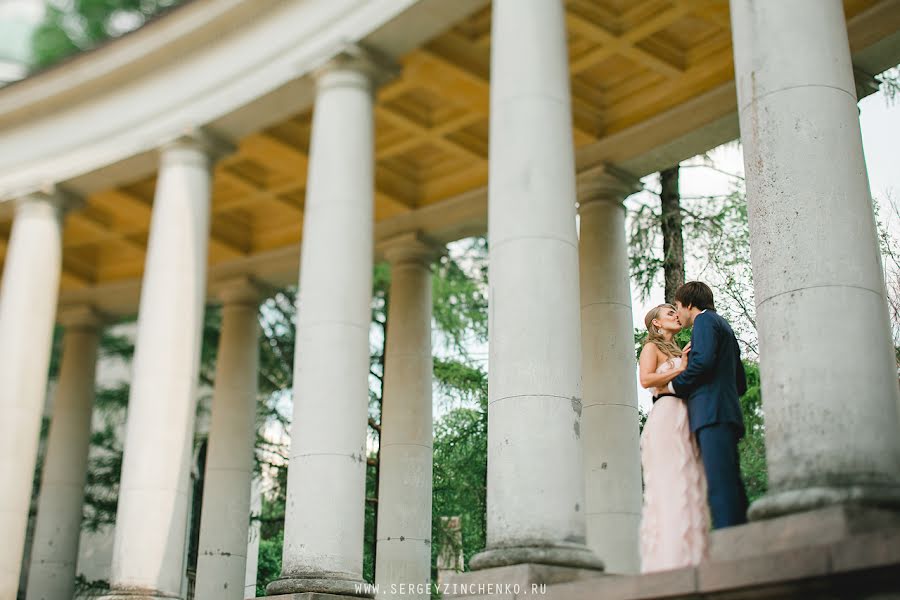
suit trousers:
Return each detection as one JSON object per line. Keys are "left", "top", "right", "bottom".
{"left": 696, "top": 422, "right": 749, "bottom": 529}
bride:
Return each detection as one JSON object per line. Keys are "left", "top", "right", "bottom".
{"left": 637, "top": 303, "right": 710, "bottom": 572}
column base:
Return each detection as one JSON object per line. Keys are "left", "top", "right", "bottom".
{"left": 442, "top": 563, "right": 602, "bottom": 598}
{"left": 266, "top": 575, "right": 374, "bottom": 598}
{"left": 748, "top": 484, "right": 900, "bottom": 521}
{"left": 469, "top": 543, "right": 603, "bottom": 571}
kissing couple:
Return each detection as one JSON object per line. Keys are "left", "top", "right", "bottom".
{"left": 637, "top": 281, "right": 749, "bottom": 573}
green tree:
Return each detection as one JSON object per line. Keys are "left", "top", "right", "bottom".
{"left": 630, "top": 161, "right": 768, "bottom": 502}
{"left": 430, "top": 372, "right": 488, "bottom": 578}
{"left": 659, "top": 164, "right": 686, "bottom": 303}
{"left": 248, "top": 238, "right": 490, "bottom": 594}
{"left": 31, "top": 0, "right": 182, "bottom": 68}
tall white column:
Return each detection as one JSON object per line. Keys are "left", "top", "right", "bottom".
{"left": 0, "top": 191, "right": 68, "bottom": 598}
{"left": 267, "top": 49, "right": 392, "bottom": 597}
{"left": 26, "top": 306, "right": 103, "bottom": 600}
{"left": 731, "top": 0, "right": 900, "bottom": 518}
{"left": 244, "top": 479, "right": 263, "bottom": 599}
{"left": 101, "top": 132, "right": 223, "bottom": 599}
{"left": 375, "top": 233, "right": 435, "bottom": 600}
{"left": 578, "top": 170, "right": 642, "bottom": 574}
{"left": 195, "top": 277, "right": 261, "bottom": 600}
{"left": 471, "top": 0, "right": 601, "bottom": 571}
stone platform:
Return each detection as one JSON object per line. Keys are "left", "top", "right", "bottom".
{"left": 444, "top": 508, "right": 900, "bottom": 600}
{"left": 265, "top": 594, "right": 372, "bottom": 600}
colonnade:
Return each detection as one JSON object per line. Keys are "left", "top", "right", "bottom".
{"left": 1, "top": 1, "right": 899, "bottom": 599}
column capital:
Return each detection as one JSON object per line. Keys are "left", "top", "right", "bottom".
{"left": 211, "top": 275, "right": 266, "bottom": 307}
{"left": 18, "top": 185, "right": 83, "bottom": 216}
{"left": 57, "top": 304, "right": 105, "bottom": 329}
{"left": 378, "top": 232, "right": 442, "bottom": 268}
{"left": 159, "top": 127, "right": 235, "bottom": 167}
{"left": 577, "top": 164, "right": 641, "bottom": 209}
{"left": 314, "top": 43, "right": 400, "bottom": 91}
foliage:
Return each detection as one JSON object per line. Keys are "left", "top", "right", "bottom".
{"left": 431, "top": 397, "right": 488, "bottom": 578}
{"left": 738, "top": 361, "right": 767, "bottom": 504}
{"left": 628, "top": 160, "right": 757, "bottom": 358}
{"left": 48, "top": 326, "right": 64, "bottom": 378}
{"left": 431, "top": 237, "right": 490, "bottom": 354}
{"left": 873, "top": 195, "right": 900, "bottom": 369}
{"left": 633, "top": 327, "right": 691, "bottom": 361}
{"left": 632, "top": 172, "right": 768, "bottom": 504}
{"left": 30, "top": 0, "right": 183, "bottom": 68}
{"left": 82, "top": 384, "right": 127, "bottom": 531}
{"left": 255, "top": 530, "right": 283, "bottom": 597}
{"left": 877, "top": 65, "right": 900, "bottom": 106}
{"left": 248, "top": 238, "right": 490, "bottom": 593}
{"left": 73, "top": 574, "right": 109, "bottom": 596}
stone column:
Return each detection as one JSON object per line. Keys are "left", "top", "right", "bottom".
{"left": 266, "top": 49, "right": 393, "bottom": 597}
{"left": 577, "top": 169, "right": 642, "bottom": 574}
{"left": 195, "top": 277, "right": 261, "bottom": 600}
{"left": 26, "top": 306, "right": 103, "bottom": 600}
{"left": 0, "top": 191, "right": 68, "bottom": 598}
{"left": 374, "top": 233, "right": 435, "bottom": 600}
{"left": 102, "top": 132, "right": 224, "bottom": 599}
{"left": 731, "top": 0, "right": 900, "bottom": 519}
{"left": 244, "top": 479, "right": 263, "bottom": 599}
{"left": 471, "top": 0, "right": 601, "bottom": 571}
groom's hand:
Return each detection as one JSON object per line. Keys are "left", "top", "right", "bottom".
{"left": 678, "top": 343, "right": 691, "bottom": 371}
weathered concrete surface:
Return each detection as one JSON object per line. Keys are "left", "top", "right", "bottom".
{"left": 102, "top": 134, "right": 215, "bottom": 598}
{"left": 477, "top": 0, "right": 599, "bottom": 571}
{"left": 546, "top": 524, "right": 900, "bottom": 600}
{"left": 266, "top": 594, "right": 375, "bottom": 600}
{"left": 374, "top": 234, "right": 436, "bottom": 600}
{"left": 710, "top": 505, "right": 900, "bottom": 561}
{"left": 445, "top": 563, "right": 604, "bottom": 598}
{"left": 732, "top": 0, "right": 900, "bottom": 519}
{"left": 0, "top": 193, "right": 65, "bottom": 598}
{"left": 271, "top": 54, "right": 383, "bottom": 597}
{"left": 445, "top": 515, "right": 900, "bottom": 599}
{"left": 578, "top": 172, "right": 643, "bottom": 574}
{"left": 194, "top": 278, "right": 261, "bottom": 600}
{"left": 26, "top": 308, "right": 102, "bottom": 600}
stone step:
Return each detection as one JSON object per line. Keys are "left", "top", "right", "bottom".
{"left": 544, "top": 524, "right": 900, "bottom": 599}
{"left": 709, "top": 505, "right": 900, "bottom": 562}
{"left": 442, "top": 509, "right": 900, "bottom": 600}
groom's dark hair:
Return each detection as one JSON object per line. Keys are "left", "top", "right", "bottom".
{"left": 675, "top": 281, "right": 716, "bottom": 311}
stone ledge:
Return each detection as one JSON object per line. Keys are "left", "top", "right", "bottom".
{"left": 710, "top": 505, "right": 900, "bottom": 561}
{"left": 542, "top": 524, "right": 900, "bottom": 600}
{"left": 443, "top": 564, "right": 604, "bottom": 598}
{"left": 697, "top": 545, "right": 829, "bottom": 592}
{"left": 265, "top": 594, "right": 370, "bottom": 600}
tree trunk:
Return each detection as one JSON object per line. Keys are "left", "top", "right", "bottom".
{"left": 660, "top": 165, "right": 685, "bottom": 304}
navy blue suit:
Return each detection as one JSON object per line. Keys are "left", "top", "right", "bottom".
{"left": 671, "top": 310, "right": 749, "bottom": 529}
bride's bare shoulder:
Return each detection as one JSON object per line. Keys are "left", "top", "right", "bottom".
{"left": 639, "top": 341, "right": 663, "bottom": 366}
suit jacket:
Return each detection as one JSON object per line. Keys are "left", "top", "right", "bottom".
{"left": 671, "top": 310, "right": 747, "bottom": 437}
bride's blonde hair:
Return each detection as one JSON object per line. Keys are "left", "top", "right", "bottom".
{"left": 644, "top": 304, "right": 683, "bottom": 359}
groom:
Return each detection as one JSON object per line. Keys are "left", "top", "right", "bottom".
{"left": 667, "top": 281, "right": 749, "bottom": 529}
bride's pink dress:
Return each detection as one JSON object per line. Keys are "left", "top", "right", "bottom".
{"left": 639, "top": 356, "right": 710, "bottom": 573}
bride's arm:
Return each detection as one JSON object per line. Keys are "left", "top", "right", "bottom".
{"left": 638, "top": 343, "right": 686, "bottom": 389}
